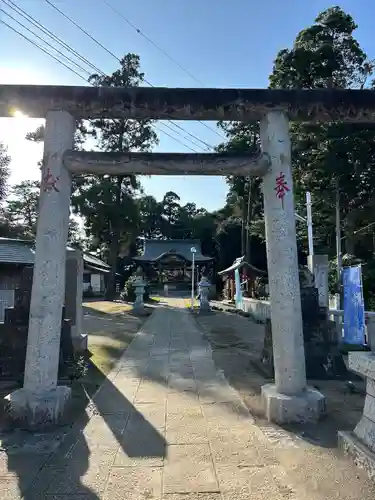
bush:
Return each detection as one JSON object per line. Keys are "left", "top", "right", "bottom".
{"left": 64, "top": 355, "right": 88, "bottom": 380}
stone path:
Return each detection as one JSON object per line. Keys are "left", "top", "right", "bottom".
{"left": 2, "top": 302, "right": 375, "bottom": 499}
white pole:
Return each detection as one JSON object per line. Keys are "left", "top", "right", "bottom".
{"left": 336, "top": 180, "right": 342, "bottom": 309}
{"left": 306, "top": 191, "right": 314, "bottom": 256}
{"left": 191, "top": 252, "right": 195, "bottom": 310}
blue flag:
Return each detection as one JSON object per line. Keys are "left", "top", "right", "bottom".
{"left": 342, "top": 265, "right": 365, "bottom": 345}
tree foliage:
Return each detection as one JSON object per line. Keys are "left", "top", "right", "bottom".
{"left": 269, "top": 6, "right": 375, "bottom": 263}
{"left": 216, "top": 122, "right": 263, "bottom": 261}
{"left": 71, "top": 54, "right": 158, "bottom": 298}
{"left": 0, "top": 142, "right": 10, "bottom": 203}
{"left": 3, "top": 179, "right": 83, "bottom": 244}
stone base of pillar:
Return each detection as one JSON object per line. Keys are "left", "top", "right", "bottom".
{"left": 5, "top": 386, "right": 71, "bottom": 429}
{"left": 338, "top": 352, "right": 375, "bottom": 482}
{"left": 261, "top": 384, "right": 326, "bottom": 424}
{"left": 338, "top": 431, "right": 375, "bottom": 483}
{"left": 132, "top": 304, "right": 149, "bottom": 316}
{"left": 72, "top": 333, "right": 88, "bottom": 353}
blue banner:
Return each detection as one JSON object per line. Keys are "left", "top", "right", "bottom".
{"left": 234, "top": 268, "right": 243, "bottom": 310}
{"left": 343, "top": 265, "right": 365, "bottom": 345}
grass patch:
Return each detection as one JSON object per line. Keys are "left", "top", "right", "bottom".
{"left": 83, "top": 300, "right": 132, "bottom": 316}
{"left": 183, "top": 298, "right": 199, "bottom": 308}
{"left": 65, "top": 308, "right": 149, "bottom": 426}
{"left": 0, "top": 308, "right": 148, "bottom": 430}
{"left": 149, "top": 296, "right": 161, "bottom": 302}
{"left": 89, "top": 335, "right": 134, "bottom": 377}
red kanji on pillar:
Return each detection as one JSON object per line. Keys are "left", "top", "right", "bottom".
{"left": 275, "top": 172, "right": 289, "bottom": 208}
{"left": 42, "top": 168, "right": 60, "bottom": 193}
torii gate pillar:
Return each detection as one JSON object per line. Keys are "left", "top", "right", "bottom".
{"left": 6, "top": 110, "right": 75, "bottom": 427}
{"left": 260, "top": 110, "right": 325, "bottom": 423}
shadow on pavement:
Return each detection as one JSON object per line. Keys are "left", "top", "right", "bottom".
{"left": 195, "top": 308, "right": 367, "bottom": 449}
{"left": 2, "top": 354, "right": 166, "bottom": 499}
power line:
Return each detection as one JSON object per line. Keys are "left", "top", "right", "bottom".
{"left": 100, "top": 0, "right": 226, "bottom": 141}
{"left": 101, "top": 0, "right": 205, "bottom": 87}
{"left": 340, "top": 220, "right": 375, "bottom": 241}
{"left": 1, "top": 5, "right": 198, "bottom": 152}
{"left": 164, "top": 121, "right": 212, "bottom": 150}
{"left": 354, "top": 221, "right": 375, "bottom": 235}
{"left": 43, "top": 0, "right": 220, "bottom": 147}
{"left": 157, "top": 124, "right": 197, "bottom": 153}
{"left": 3, "top": 0, "right": 105, "bottom": 76}
{"left": 43, "top": 0, "right": 122, "bottom": 70}
{"left": 0, "top": 19, "right": 88, "bottom": 82}
{"left": 0, "top": 7, "right": 92, "bottom": 77}
{"left": 1, "top": 27, "right": 197, "bottom": 153}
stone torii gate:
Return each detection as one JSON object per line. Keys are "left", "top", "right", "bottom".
{"left": 2, "top": 85, "right": 375, "bottom": 428}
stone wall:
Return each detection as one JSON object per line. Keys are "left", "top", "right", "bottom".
{"left": 242, "top": 297, "right": 375, "bottom": 350}
{"left": 242, "top": 298, "right": 270, "bottom": 322}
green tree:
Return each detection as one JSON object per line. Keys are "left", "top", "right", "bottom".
{"left": 160, "top": 191, "right": 182, "bottom": 238}
{"left": 72, "top": 54, "right": 158, "bottom": 298}
{"left": 270, "top": 7, "right": 372, "bottom": 90}
{"left": 215, "top": 216, "right": 242, "bottom": 270}
{"left": 216, "top": 122, "right": 263, "bottom": 262}
{"left": 0, "top": 144, "right": 25, "bottom": 238}
{"left": 6, "top": 180, "right": 40, "bottom": 237}
{"left": 269, "top": 6, "right": 375, "bottom": 262}
{"left": 4, "top": 179, "right": 84, "bottom": 244}
{"left": 137, "top": 195, "right": 163, "bottom": 239}
{"left": 0, "top": 142, "right": 10, "bottom": 203}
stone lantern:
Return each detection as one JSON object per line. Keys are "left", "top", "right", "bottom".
{"left": 132, "top": 267, "right": 147, "bottom": 316}
{"left": 198, "top": 276, "right": 211, "bottom": 313}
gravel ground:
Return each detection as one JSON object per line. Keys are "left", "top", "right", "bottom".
{"left": 195, "top": 309, "right": 375, "bottom": 499}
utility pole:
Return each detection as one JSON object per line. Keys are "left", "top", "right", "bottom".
{"left": 245, "top": 177, "right": 252, "bottom": 262}
{"left": 336, "top": 179, "right": 342, "bottom": 308}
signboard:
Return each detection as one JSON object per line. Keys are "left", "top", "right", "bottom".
{"left": 234, "top": 268, "right": 243, "bottom": 310}
{"left": 343, "top": 265, "right": 365, "bottom": 345}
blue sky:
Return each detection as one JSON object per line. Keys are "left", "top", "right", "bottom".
{"left": 1, "top": 0, "right": 374, "bottom": 211}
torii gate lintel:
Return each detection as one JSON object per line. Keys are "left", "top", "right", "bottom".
{"left": 5, "top": 84, "right": 370, "bottom": 428}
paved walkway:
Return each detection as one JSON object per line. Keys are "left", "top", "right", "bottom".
{"left": 3, "top": 302, "right": 375, "bottom": 499}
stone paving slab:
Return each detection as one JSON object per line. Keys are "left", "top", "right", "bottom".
{"left": 163, "top": 443, "right": 219, "bottom": 494}
{"left": 4, "top": 300, "right": 375, "bottom": 499}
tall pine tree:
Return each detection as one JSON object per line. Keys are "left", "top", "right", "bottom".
{"left": 72, "top": 54, "right": 158, "bottom": 298}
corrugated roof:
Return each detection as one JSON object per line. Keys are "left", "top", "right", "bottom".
{"left": 0, "top": 239, "right": 35, "bottom": 264}
{"left": 133, "top": 239, "right": 213, "bottom": 263}
{"left": 83, "top": 252, "right": 110, "bottom": 269}
{"left": 0, "top": 238, "right": 110, "bottom": 270}
{"left": 84, "top": 263, "right": 111, "bottom": 274}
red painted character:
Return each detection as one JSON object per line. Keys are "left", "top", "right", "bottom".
{"left": 275, "top": 172, "right": 289, "bottom": 208}
{"left": 42, "top": 168, "right": 60, "bottom": 193}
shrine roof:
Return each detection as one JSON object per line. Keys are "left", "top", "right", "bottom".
{"left": 133, "top": 239, "right": 213, "bottom": 263}
{"left": 218, "top": 256, "right": 267, "bottom": 276}
{"left": 2, "top": 85, "right": 375, "bottom": 122}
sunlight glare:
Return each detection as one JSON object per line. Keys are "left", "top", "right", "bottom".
{"left": 13, "top": 109, "right": 28, "bottom": 119}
